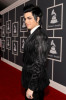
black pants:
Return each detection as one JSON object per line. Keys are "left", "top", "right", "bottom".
{"left": 25, "top": 89, "right": 44, "bottom": 100}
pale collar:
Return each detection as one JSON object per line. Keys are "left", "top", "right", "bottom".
{"left": 30, "top": 25, "right": 40, "bottom": 34}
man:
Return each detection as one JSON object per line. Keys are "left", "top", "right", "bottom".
{"left": 21, "top": 4, "right": 50, "bottom": 100}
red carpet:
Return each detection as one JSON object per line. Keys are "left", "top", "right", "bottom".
{"left": 0, "top": 60, "right": 66, "bottom": 100}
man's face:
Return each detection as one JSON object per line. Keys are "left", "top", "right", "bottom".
{"left": 24, "top": 12, "right": 39, "bottom": 30}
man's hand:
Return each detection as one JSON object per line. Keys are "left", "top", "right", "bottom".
{"left": 26, "top": 88, "right": 34, "bottom": 99}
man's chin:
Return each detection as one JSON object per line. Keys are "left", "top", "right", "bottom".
{"left": 27, "top": 27, "right": 31, "bottom": 29}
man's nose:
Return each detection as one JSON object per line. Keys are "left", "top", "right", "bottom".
{"left": 25, "top": 19, "right": 29, "bottom": 25}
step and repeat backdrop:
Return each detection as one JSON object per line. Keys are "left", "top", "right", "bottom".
{"left": 1, "top": 0, "right": 66, "bottom": 88}
{"left": 38, "top": 0, "right": 66, "bottom": 87}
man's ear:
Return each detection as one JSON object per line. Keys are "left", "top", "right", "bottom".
{"left": 37, "top": 17, "right": 40, "bottom": 23}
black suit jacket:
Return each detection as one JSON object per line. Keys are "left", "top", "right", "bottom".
{"left": 21, "top": 27, "right": 50, "bottom": 91}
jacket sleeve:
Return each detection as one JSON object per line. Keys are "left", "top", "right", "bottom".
{"left": 28, "top": 34, "right": 49, "bottom": 91}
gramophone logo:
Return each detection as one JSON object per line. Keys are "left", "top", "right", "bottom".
{"left": 7, "top": 39, "right": 10, "bottom": 47}
{"left": 14, "top": 24, "right": 16, "bottom": 34}
{"left": 21, "top": 39, "right": 25, "bottom": 49}
{"left": 6, "top": 37, "right": 11, "bottom": 50}
{"left": 12, "top": 41, "right": 18, "bottom": 55}
{"left": 22, "top": 18, "right": 26, "bottom": 28}
{"left": 2, "top": 27, "right": 5, "bottom": 35}
{"left": 50, "top": 9, "right": 58, "bottom": 24}
{"left": 13, "top": 43, "right": 17, "bottom": 52}
{"left": 20, "top": 37, "right": 27, "bottom": 53}
{"left": 2, "top": 40, "right": 5, "bottom": 52}
{"left": 6, "top": 20, "right": 11, "bottom": 33}
{"left": 1, "top": 25, "right": 5, "bottom": 37}
{"left": 12, "top": 22, "right": 18, "bottom": 37}
{"left": 20, "top": 16, "right": 28, "bottom": 32}
{"left": 50, "top": 40, "right": 57, "bottom": 54}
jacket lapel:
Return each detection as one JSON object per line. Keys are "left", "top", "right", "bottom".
{"left": 26, "top": 27, "right": 41, "bottom": 43}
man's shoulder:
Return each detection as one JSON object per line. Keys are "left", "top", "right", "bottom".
{"left": 36, "top": 27, "right": 48, "bottom": 40}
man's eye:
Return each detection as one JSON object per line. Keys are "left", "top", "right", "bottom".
{"left": 24, "top": 17, "right": 32, "bottom": 21}
{"left": 28, "top": 17, "right": 32, "bottom": 20}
